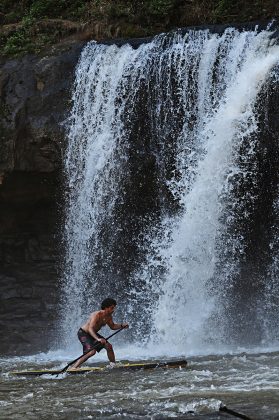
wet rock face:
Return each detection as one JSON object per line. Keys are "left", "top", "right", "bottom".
{"left": 0, "top": 263, "right": 59, "bottom": 355}
{"left": 0, "top": 42, "right": 84, "bottom": 173}
{"left": 0, "top": 171, "right": 62, "bottom": 354}
{"left": 0, "top": 42, "right": 84, "bottom": 355}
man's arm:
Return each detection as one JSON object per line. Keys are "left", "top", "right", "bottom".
{"left": 107, "top": 317, "right": 129, "bottom": 330}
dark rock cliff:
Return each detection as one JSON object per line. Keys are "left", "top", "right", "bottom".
{"left": 0, "top": 41, "right": 84, "bottom": 355}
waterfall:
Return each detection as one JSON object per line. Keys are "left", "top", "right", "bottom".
{"left": 61, "top": 26, "right": 279, "bottom": 352}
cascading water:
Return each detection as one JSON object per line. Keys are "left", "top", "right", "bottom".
{"left": 61, "top": 26, "right": 279, "bottom": 353}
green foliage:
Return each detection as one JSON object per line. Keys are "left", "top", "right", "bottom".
{"left": 0, "top": 0, "right": 86, "bottom": 21}
{"left": 106, "top": 3, "right": 132, "bottom": 20}
{"left": 214, "top": 0, "right": 235, "bottom": 16}
{"left": 212, "top": 0, "right": 260, "bottom": 22}
{"left": 2, "top": 14, "right": 55, "bottom": 56}
{"left": 0, "top": 101, "right": 11, "bottom": 122}
{"left": 3, "top": 29, "right": 34, "bottom": 56}
{"left": 28, "top": 0, "right": 85, "bottom": 19}
{"left": 0, "top": 0, "right": 87, "bottom": 57}
{"left": 0, "top": 0, "right": 278, "bottom": 57}
{"left": 3, "top": 11, "right": 22, "bottom": 24}
{"left": 29, "top": 0, "right": 67, "bottom": 18}
{"left": 0, "top": 0, "right": 13, "bottom": 14}
{"left": 146, "top": 0, "right": 175, "bottom": 16}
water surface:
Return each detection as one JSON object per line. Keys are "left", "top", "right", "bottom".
{"left": 1, "top": 349, "right": 278, "bottom": 419}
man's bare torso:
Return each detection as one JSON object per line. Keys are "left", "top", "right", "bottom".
{"left": 81, "top": 310, "right": 112, "bottom": 334}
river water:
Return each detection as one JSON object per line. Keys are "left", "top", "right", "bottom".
{"left": 1, "top": 346, "right": 279, "bottom": 419}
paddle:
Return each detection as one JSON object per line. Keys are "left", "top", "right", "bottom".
{"left": 219, "top": 404, "right": 253, "bottom": 420}
{"left": 58, "top": 327, "right": 125, "bottom": 374}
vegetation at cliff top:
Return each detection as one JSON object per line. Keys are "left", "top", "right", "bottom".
{"left": 0, "top": 0, "right": 278, "bottom": 57}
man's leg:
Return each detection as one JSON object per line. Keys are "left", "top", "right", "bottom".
{"left": 71, "top": 349, "right": 96, "bottom": 369}
{"left": 105, "top": 342, "right": 115, "bottom": 363}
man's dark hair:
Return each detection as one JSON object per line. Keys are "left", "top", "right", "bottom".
{"left": 101, "top": 298, "right": 116, "bottom": 309}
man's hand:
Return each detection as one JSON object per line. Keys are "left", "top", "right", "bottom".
{"left": 121, "top": 323, "right": 129, "bottom": 329}
{"left": 98, "top": 338, "right": 106, "bottom": 345}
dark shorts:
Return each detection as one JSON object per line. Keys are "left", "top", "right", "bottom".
{"left": 77, "top": 328, "right": 105, "bottom": 354}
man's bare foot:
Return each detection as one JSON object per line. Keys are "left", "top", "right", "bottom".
{"left": 106, "top": 361, "right": 124, "bottom": 369}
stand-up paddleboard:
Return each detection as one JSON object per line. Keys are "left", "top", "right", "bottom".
{"left": 11, "top": 359, "right": 187, "bottom": 377}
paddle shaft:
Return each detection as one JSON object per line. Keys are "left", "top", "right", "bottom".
{"left": 219, "top": 405, "right": 252, "bottom": 420}
{"left": 60, "top": 327, "right": 125, "bottom": 373}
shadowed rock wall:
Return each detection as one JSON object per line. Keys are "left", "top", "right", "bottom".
{"left": 0, "top": 42, "right": 84, "bottom": 355}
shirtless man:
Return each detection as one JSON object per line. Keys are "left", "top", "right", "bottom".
{"left": 71, "top": 298, "right": 128, "bottom": 369}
